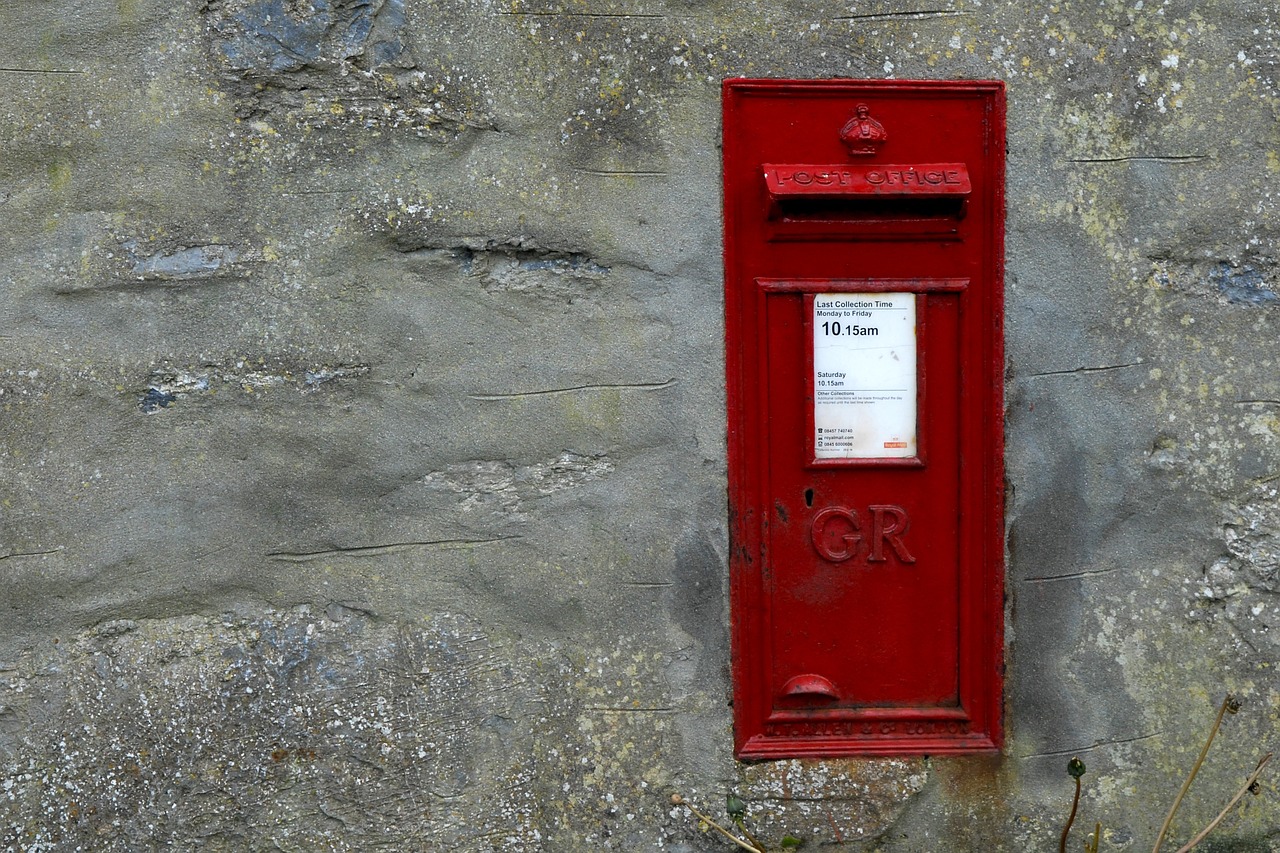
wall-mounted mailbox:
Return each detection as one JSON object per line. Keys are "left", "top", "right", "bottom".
{"left": 723, "top": 79, "right": 1005, "bottom": 758}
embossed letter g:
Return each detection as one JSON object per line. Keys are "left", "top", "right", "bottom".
{"left": 810, "top": 506, "right": 863, "bottom": 562}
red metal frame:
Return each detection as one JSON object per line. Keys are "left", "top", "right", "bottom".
{"left": 723, "top": 79, "right": 1006, "bottom": 759}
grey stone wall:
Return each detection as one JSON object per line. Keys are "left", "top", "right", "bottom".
{"left": 3, "top": 0, "right": 1280, "bottom": 849}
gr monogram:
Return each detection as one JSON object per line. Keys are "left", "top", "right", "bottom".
{"left": 810, "top": 504, "right": 916, "bottom": 564}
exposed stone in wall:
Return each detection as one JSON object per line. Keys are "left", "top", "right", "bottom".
{"left": 1, "top": 608, "right": 664, "bottom": 848}
{"left": 420, "top": 452, "right": 615, "bottom": 519}
{"left": 1, "top": 609, "right": 919, "bottom": 850}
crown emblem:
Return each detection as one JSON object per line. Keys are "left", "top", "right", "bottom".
{"left": 839, "top": 103, "right": 887, "bottom": 157}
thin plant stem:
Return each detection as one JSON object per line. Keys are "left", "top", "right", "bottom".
{"left": 672, "top": 795, "right": 762, "bottom": 852}
{"left": 736, "top": 820, "right": 765, "bottom": 852}
{"left": 1173, "top": 753, "right": 1272, "bottom": 853}
{"left": 1087, "top": 821, "right": 1102, "bottom": 853}
{"left": 1060, "top": 775, "right": 1081, "bottom": 853}
{"left": 1151, "top": 695, "right": 1234, "bottom": 853}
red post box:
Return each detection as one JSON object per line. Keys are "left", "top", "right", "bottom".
{"left": 723, "top": 79, "right": 1005, "bottom": 758}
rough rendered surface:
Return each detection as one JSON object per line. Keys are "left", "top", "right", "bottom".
{"left": 3, "top": 0, "right": 1280, "bottom": 850}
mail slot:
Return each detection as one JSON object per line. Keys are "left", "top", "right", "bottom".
{"left": 723, "top": 79, "right": 1006, "bottom": 758}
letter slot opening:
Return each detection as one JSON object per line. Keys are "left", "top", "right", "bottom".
{"left": 774, "top": 195, "right": 967, "bottom": 222}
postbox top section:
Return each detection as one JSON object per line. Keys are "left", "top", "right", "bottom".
{"left": 763, "top": 164, "right": 971, "bottom": 199}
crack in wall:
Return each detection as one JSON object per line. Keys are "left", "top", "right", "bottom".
{"left": 832, "top": 9, "right": 967, "bottom": 20}
{"left": 0, "top": 548, "right": 62, "bottom": 562}
{"left": 1025, "top": 362, "right": 1144, "bottom": 378}
{"left": 1068, "top": 154, "right": 1207, "bottom": 163}
{"left": 267, "top": 536, "right": 519, "bottom": 562}
{"left": 0, "top": 67, "right": 86, "bottom": 74}
{"left": 469, "top": 379, "right": 675, "bottom": 400}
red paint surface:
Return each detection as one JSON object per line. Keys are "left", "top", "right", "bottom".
{"left": 723, "top": 79, "right": 1006, "bottom": 758}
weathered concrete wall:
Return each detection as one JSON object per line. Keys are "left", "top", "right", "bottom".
{"left": 3, "top": 0, "right": 1280, "bottom": 849}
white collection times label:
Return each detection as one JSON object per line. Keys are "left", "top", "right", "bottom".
{"left": 813, "top": 293, "right": 917, "bottom": 459}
